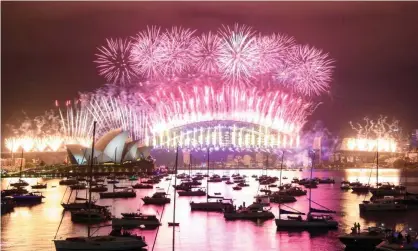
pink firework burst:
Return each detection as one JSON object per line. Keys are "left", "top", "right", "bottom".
{"left": 255, "top": 33, "right": 295, "bottom": 74}
{"left": 218, "top": 24, "right": 259, "bottom": 85}
{"left": 194, "top": 31, "right": 222, "bottom": 75}
{"left": 285, "top": 45, "right": 334, "bottom": 96}
{"left": 156, "top": 26, "right": 196, "bottom": 77}
{"left": 130, "top": 26, "right": 162, "bottom": 79}
{"left": 94, "top": 38, "right": 136, "bottom": 85}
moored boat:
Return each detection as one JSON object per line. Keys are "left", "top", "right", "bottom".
{"left": 339, "top": 225, "right": 390, "bottom": 250}
{"left": 224, "top": 203, "right": 275, "bottom": 221}
{"left": 112, "top": 213, "right": 161, "bottom": 229}
{"left": 142, "top": 191, "right": 171, "bottom": 205}
{"left": 100, "top": 188, "right": 136, "bottom": 199}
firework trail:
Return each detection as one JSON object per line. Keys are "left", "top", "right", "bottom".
{"left": 94, "top": 38, "right": 136, "bottom": 85}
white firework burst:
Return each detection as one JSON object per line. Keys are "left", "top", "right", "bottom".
{"left": 218, "top": 24, "right": 259, "bottom": 85}
{"left": 156, "top": 26, "right": 196, "bottom": 77}
{"left": 130, "top": 26, "right": 163, "bottom": 79}
{"left": 94, "top": 38, "right": 136, "bottom": 85}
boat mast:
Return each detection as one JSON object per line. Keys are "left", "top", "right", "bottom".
{"left": 19, "top": 148, "right": 24, "bottom": 180}
{"left": 87, "top": 121, "right": 97, "bottom": 238}
{"left": 207, "top": 148, "right": 209, "bottom": 203}
{"left": 278, "top": 151, "right": 284, "bottom": 218}
{"left": 309, "top": 150, "right": 315, "bottom": 213}
{"left": 376, "top": 140, "right": 379, "bottom": 188}
{"left": 172, "top": 145, "right": 179, "bottom": 251}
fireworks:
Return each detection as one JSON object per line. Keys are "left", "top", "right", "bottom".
{"left": 4, "top": 24, "right": 336, "bottom": 153}
{"left": 100, "top": 24, "right": 333, "bottom": 97}
{"left": 346, "top": 116, "right": 401, "bottom": 152}
{"left": 94, "top": 38, "right": 136, "bottom": 85}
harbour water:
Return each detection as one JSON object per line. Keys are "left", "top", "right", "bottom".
{"left": 2, "top": 168, "right": 418, "bottom": 251}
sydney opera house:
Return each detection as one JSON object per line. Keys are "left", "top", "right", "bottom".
{"left": 66, "top": 129, "right": 151, "bottom": 165}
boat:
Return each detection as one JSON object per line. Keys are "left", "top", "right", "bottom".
{"left": 360, "top": 153, "right": 407, "bottom": 212}
{"left": 371, "top": 183, "right": 405, "bottom": 197}
{"left": 254, "top": 195, "right": 271, "bottom": 206}
{"left": 1, "top": 196, "right": 16, "bottom": 214}
{"left": 375, "top": 229, "right": 418, "bottom": 251}
{"left": 100, "top": 188, "right": 136, "bottom": 199}
{"left": 62, "top": 201, "right": 105, "bottom": 211}
{"left": 12, "top": 192, "right": 44, "bottom": 204}
{"left": 224, "top": 203, "right": 275, "bottom": 221}
{"left": 270, "top": 193, "right": 297, "bottom": 203}
{"left": 232, "top": 185, "right": 242, "bottom": 190}
{"left": 351, "top": 184, "right": 371, "bottom": 193}
{"left": 340, "top": 183, "right": 351, "bottom": 190}
{"left": 178, "top": 187, "right": 206, "bottom": 196}
{"left": 132, "top": 183, "right": 153, "bottom": 189}
{"left": 107, "top": 180, "right": 119, "bottom": 184}
{"left": 1, "top": 187, "right": 28, "bottom": 197}
{"left": 339, "top": 225, "right": 390, "bottom": 250}
{"left": 59, "top": 179, "right": 78, "bottom": 185}
{"left": 10, "top": 150, "right": 29, "bottom": 188}
{"left": 10, "top": 179, "right": 29, "bottom": 188}
{"left": 190, "top": 152, "right": 234, "bottom": 212}
{"left": 71, "top": 208, "right": 111, "bottom": 223}
{"left": 225, "top": 180, "right": 234, "bottom": 185}
{"left": 90, "top": 185, "right": 108, "bottom": 192}
{"left": 276, "top": 150, "right": 338, "bottom": 230}
{"left": 54, "top": 121, "right": 148, "bottom": 251}
{"left": 128, "top": 176, "right": 138, "bottom": 181}
{"left": 31, "top": 183, "right": 47, "bottom": 189}
{"left": 112, "top": 212, "right": 161, "bottom": 229}
{"left": 279, "top": 186, "right": 307, "bottom": 196}
{"left": 142, "top": 191, "right": 171, "bottom": 205}
{"left": 359, "top": 196, "right": 407, "bottom": 212}
{"left": 318, "top": 178, "right": 335, "bottom": 184}
{"left": 70, "top": 183, "right": 87, "bottom": 190}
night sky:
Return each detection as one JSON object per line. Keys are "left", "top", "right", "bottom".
{"left": 2, "top": 2, "right": 418, "bottom": 138}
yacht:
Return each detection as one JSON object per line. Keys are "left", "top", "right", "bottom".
{"left": 142, "top": 191, "right": 171, "bottom": 205}
{"left": 359, "top": 196, "right": 407, "bottom": 212}
{"left": 90, "top": 185, "right": 108, "bottom": 192}
{"left": 31, "top": 183, "right": 47, "bottom": 189}
{"left": 352, "top": 184, "right": 371, "bottom": 193}
{"left": 54, "top": 230, "right": 147, "bottom": 251}
{"left": 276, "top": 150, "right": 338, "bottom": 230}
{"left": 10, "top": 179, "right": 29, "bottom": 188}
{"left": 62, "top": 201, "right": 105, "bottom": 211}
{"left": 12, "top": 192, "right": 44, "bottom": 204}
{"left": 132, "top": 183, "right": 153, "bottom": 189}
{"left": 99, "top": 188, "right": 136, "bottom": 199}
{"left": 339, "top": 225, "right": 390, "bottom": 249}
{"left": 270, "top": 193, "right": 297, "bottom": 203}
{"left": 59, "top": 179, "right": 78, "bottom": 185}
{"left": 224, "top": 203, "right": 275, "bottom": 221}
{"left": 340, "top": 183, "right": 351, "bottom": 190}
{"left": 71, "top": 207, "right": 111, "bottom": 224}
{"left": 177, "top": 187, "right": 206, "bottom": 196}
{"left": 112, "top": 212, "right": 161, "bottom": 229}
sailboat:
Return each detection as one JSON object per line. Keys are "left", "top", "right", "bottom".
{"left": 275, "top": 150, "right": 338, "bottom": 229}
{"left": 190, "top": 148, "right": 233, "bottom": 211}
{"left": 359, "top": 148, "right": 407, "bottom": 212}
{"left": 269, "top": 152, "right": 296, "bottom": 203}
{"left": 54, "top": 121, "right": 147, "bottom": 251}
{"left": 10, "top": 149, "right": 29, "bottom": 188}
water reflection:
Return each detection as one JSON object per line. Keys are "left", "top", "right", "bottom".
{"left": 1, "top": 170, "right": 418, "bottom": 251}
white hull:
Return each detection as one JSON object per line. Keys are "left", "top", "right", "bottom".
{"left": 112, "top": 218, "right": 160, "bottom": 228}
{"left": 54, "top": 236, "right": 147, "bottom": 251}
{"left": 275, "top": 219, "right": 338, "bottom": 228}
